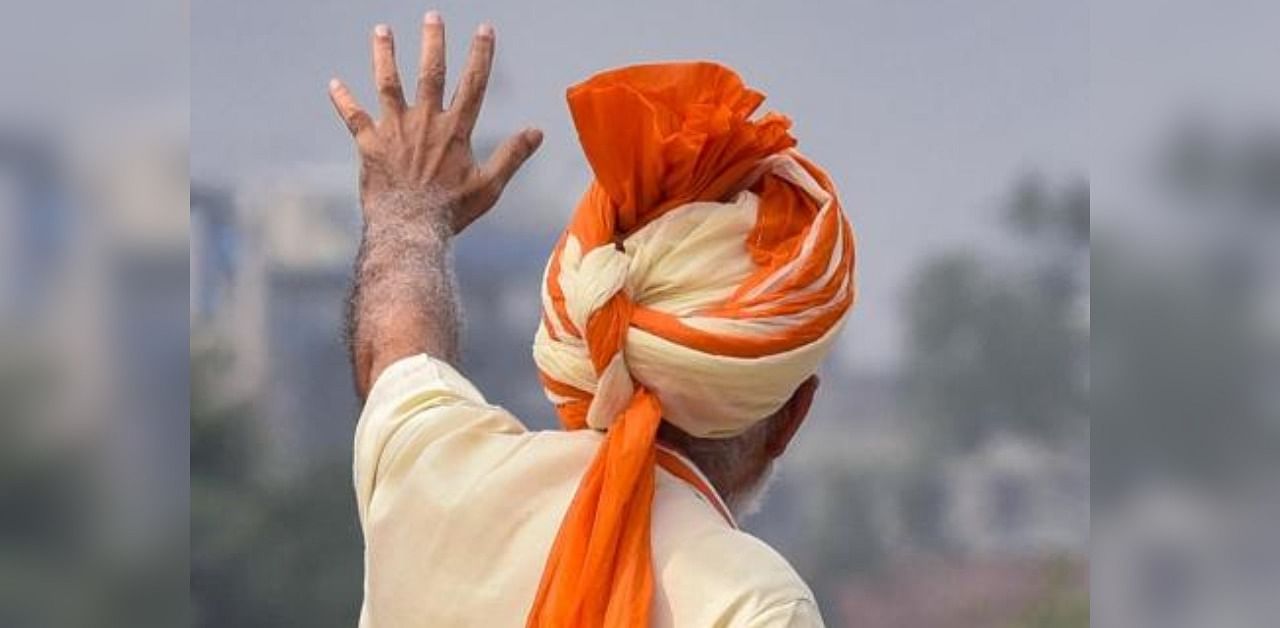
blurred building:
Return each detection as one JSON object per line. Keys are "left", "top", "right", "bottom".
{"left": 81, "top": 129, "right": 191, "bottom": 546}
{"left": 1, "top": 123, "right": 192, "bottom": 548}
{"left": 452, "top": 222, "right": 560, "bottom": 426}
{"left": 192, "top": 174, "right": 360, "bottom": 474}
{"left": 190, "top": 184, "right": 238, "bottom": 323}
{"left": 190, "top": 154, "right": 567, "bottom": 473}
{"left": 943, "top": 430, "right": 1089, "bottom": 557}
{"left": 0, "top": 130, "right": 70, "bottom": 322}
{"left": 1094, "top": 484, "right": 1280, "bottom": 628}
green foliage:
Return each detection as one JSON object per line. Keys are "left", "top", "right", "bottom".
{"left": 0, "top": 344, "right": 188, "bottom": 627}
{"left": 903, "top": 175, "right": 1088, "bottom": 451}
{"left": 191, "top": 346, "right": 362, "bottom": 628}
{"left": 1006, "top": 174, "right": 1089, "bottom": 245}
{"left": 1161, "top": 115, "right": 1280, "bottom": 213}
{"left": 1009, "top": 560, "right": 1089, "bottom": 628}
{"left": 804, "top": 465, "right": 891, "bottom": 611}
{"left": 1092, "top": 234, "right": 1278, "bottom": 503}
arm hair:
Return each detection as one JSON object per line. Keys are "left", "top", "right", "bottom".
{"left": 345, "top": 189, "right": 462, "bottom": 401}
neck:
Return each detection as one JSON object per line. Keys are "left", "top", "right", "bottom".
{"left": 655, "top": 420, "right": 773, "bottom": 516}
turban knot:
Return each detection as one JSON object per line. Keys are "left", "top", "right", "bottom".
{"left": 560, "top": 240, "right": 636, "bottom": 431}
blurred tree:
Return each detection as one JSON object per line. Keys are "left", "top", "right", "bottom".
{"left": 902, "top": 174, "right": 1088, "bottom": 452}
{"left": 1009, "top": 559, "right": 1089, "bottom": 628}
{"left": 1007, "top": 174, "right": 1090, "bottom": 245}
{"left": 0, "top": 349, "right": 92, "bottom": 626}
{"left": 801, "top": 174, "right": 1091, "bottom": 621}
{"left": 1161, "top": 114, "right": 1280, "bottom": 216}
{"left": 802, "top": 465, "right": 890, "bottom": 612}
{"left": 1095, "top": 117, "right": 1280, "bottom": 504}
{"left": 0, "top": 342, "right": 187, "bottom": 627}
{"left": 191, "top": 344, "right": 362, "bottom": 627}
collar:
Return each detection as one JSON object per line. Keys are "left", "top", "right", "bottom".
{"left": 654, "top": 444, "right": 738, "bottom": 529}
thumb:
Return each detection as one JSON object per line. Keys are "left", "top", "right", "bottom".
{"left": 483, "top": 127, "right": 543, "bottom": 191}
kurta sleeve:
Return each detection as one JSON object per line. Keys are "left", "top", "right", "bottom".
{"left": 747, "top": 598, "right": 826, "bottom": 628}
{"left": 352, "top": 353, "right": 526, "bottom": 529}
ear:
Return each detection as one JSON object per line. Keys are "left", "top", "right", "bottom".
{"left": 765, "top": 375, "right": 820, "bottom": 459}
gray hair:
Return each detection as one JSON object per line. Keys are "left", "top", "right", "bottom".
{"left": 656, "top": 412, "right": 783, "bottom": 518}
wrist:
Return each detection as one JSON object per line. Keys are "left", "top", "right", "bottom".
{"left": 358, "top": 190, "right": 455, "bottom": 275}
{"left": 362, "top": 217, "right": 452, "bottom": 253}
{"left": 362, "top": 187, "right": 455, "bottom": 233}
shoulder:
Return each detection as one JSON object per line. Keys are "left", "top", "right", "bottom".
{"left": 356, "top": 353, "right": 526, "bottom": 449}
{"left": 668, "top": 525, "right": 816, "bottom": 599}
{"left": 353, "top": 354, "right": 528, "bottom": 524}
{"left": 651, "top": 492, "right": 822, "bottom": 626}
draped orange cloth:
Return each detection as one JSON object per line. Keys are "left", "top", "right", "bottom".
{"left": 527, "top": 62, "right": 855, "bottom": 627}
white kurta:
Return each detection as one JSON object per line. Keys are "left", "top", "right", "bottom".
{"left": 354, "top": 354, "right": 824, "bottom": 627}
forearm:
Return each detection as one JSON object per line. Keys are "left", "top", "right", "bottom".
{"left": 347, "top": 190, "right": 461, "bottom": 400}
{"left": 330, "top": 16, "right": 540, "bottom": 400}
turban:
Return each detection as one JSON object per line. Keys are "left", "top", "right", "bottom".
{"left": 528, "top": 62, "right": 856, "bottom": 627}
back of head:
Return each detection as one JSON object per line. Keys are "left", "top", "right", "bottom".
{"left": 527, "top": 61, "right": 856, "bottom": 627}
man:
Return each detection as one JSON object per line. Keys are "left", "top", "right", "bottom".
{"left": 329, "top": 11, "right": 855, "bottom": 628}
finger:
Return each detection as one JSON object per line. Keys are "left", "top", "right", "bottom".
{"left": 449, "top": 23, "right": 495, "bottom": 135}
{"left": 482, "top": 127, "right": 543, "bottom": 191}
{"left": 328, "top": 78, "right": 374, "bottom": 137}
{"left": 415, "top": 11, "right": 446, "bottom": 110}
{"left": 371, "top": 24, "right": 405, "bottom": 116}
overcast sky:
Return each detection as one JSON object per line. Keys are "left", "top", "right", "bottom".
{"left": 192, "top": 0, "right": 1089, "bottom": 369}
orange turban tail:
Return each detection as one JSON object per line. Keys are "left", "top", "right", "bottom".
{"left": 527, "top": 62, "right": 856, "bottom": 627}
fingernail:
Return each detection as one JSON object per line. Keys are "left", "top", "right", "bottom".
{"left": 477, "top": 23, "right": 494, "bottom": 38}
{"left": 424, "top": 10, "right": 441, "bottom": 24}
{"left": 328, "top": 78, "right": 341, "bottom": 91}
{"left": 375, "top": 24, "right": 390, "bottom": 37}
{"left": 525, "top": 127, "right": 544, "bottom": 145}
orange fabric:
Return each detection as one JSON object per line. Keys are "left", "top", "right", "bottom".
{"left": 527, "top": 62, "right": 854, "bottom": 628}
{"left": 528, "top": 389, "right": 661, "bottom": 627}
{"left": 545, "top": 231, "right": 580, "bottom": 339}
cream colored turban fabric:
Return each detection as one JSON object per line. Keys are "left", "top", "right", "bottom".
{"left": 526, "top": 61, "right": 856, "bottom": 628}
{"left": 534, "top": 152, "right": 850, "bottom": 438}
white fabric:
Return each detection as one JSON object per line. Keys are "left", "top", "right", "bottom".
{"left": 533, "top": 153, "right": 849, "bottom": 438}
{"left": 354, "top": 354, "right": 825, "bottom": 627}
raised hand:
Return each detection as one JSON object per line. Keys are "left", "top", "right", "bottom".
{"left": 329, "top": 12, "right": 542, "bottom": 234}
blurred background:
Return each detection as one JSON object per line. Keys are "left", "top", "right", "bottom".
{"left": 189, "top": 2, "right": 1089, "bottom": 627}
{"left": 2, "top": 0, "right": 1274, "bottom": 627}
{"left": 0, "top": 0, "right": 190, "bottom": 625}
{"left": 1092, "top": 1, "right": 1280, "bottom": 627}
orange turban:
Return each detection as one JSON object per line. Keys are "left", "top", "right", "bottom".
{"left": 528, "top": 62, "right": 856, "bottom": 627}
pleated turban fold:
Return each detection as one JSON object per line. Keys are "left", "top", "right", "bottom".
{"left": 527, "top": 61, "right": 857, "bottom": 627}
